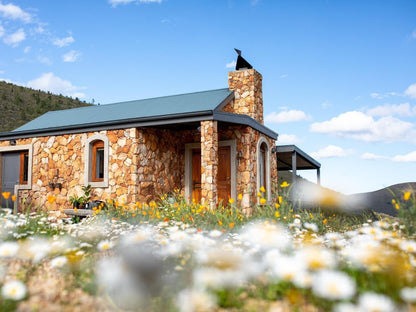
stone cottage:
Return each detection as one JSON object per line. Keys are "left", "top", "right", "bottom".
{"left": 0, "top": 67, "right": 279, "bottom": 213}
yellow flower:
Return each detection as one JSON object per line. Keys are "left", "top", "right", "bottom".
{"left": 275, "top": 203, "right": 280, "bottom": 209}
{"left": 257, "top": 192, "right": 262, "bottom": 198}
{"left": 228, "top": 198, "right": 235, "bottom": 204}
{"left": 280, "top": 181, "right": 290, "bottom": 188}
{"left": 2, "top": 192, "right": 11, "bottom": 200}
{"left": 278, "top": 196, "right": 283, "bottom": 204}
{"left": 260, "top": 198, "right": 267, "bottom": 205}
{"left": 218, "top": 220, "right": 223, "bottom": 226}
{"left": 229, "top": 222, "right": 235, "bottom": 229}
{"left": 275, "top": 211, "right": 280, "bottom": 218}
{"left": 404, "top": 192, "right": 411, "bottom": 201}
{"left": 11, "top": 195, "right": 16, "bottom": 202}
{"left": 392, "top": 199, "right": 396, "bottom": 204}
{"left": 323, "top": 219, "right": 327, "bottom": 225}
{"left": 238, "top": 194, "right": 243, "bottom": 201}
{"left": 395, "top": 203, "right": 400, "bottom": 210}
{"left": 260, "top": 186, "right": 266, "bottom": 193}
{"left": 47, "top": 195, "right": 56, "bottom": 204}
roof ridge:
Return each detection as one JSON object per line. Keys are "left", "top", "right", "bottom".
{"left": 41, "top": 88, "right": 232, "bottom": 115}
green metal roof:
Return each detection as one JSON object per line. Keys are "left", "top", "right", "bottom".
{"left": 14, "top": 88, "right": 234, "bottom": 132}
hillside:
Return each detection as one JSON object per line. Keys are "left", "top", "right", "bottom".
{"left": 279, "top": 170, "right": 415, "bottom": 216}
{"left": 0, "top": 81, "right": 92, "bottom": 133}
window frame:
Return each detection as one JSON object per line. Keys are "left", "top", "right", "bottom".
{"left": 257, "top": 137, "right": 271, "bottom": 203}
{"left": 19, "top": 151, "right": 29, "bottom": 184}
{"left": 84, "top": 134, "right": 109, "bottom": 188}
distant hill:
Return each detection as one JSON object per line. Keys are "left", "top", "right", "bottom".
{"left": 278, "top": 171, "right": 415, "bottom": 216}
{"left": 348, "top": 182, "right": 416, "bottom": 216}
{"left": 0, "top": 81, "right": 92, "bottom": 133}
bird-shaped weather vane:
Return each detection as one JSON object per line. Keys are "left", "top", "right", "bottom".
{"left": 234, "top": 48, "right": 253, "bottom": 70}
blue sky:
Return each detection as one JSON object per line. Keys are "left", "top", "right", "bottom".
{"left": 0, "top": 0, "right": 415, "bottom": 194}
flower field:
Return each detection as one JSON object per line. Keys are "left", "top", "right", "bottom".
{"left": 0, "top": 184, "right": 415, "bottom": 311}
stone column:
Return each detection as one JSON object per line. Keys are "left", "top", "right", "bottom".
{"left": 200, "top": 120, "right": 218, "bottom": 209}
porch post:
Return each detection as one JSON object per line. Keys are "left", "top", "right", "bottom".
{"left": 292, "top": 151, "right": 297, "bottom": 185}
{"left": 200, "top": 120, "right": 218, "bottom": 209}
{"left": 317, "top": 168, "right": 321, "bottom": 185}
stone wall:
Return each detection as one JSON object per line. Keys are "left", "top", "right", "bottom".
{"left": 225, "top": 69, "right": 264, "bottom": 124}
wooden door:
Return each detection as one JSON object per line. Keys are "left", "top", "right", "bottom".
{"left": 217, "top": 146, "right": 231, "bottom": 202}
{"left": 191, "top": 149, "right": 201, "bottom": 202}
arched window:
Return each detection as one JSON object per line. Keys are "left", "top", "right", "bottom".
{"left": 85, "top": 135, "right": 109, "bottom": 187}
{"left": 92, "top": 140, "right": 104, "bottom": 182}
{"left": 257, "top": 137, "right": 271, "bottom": 202}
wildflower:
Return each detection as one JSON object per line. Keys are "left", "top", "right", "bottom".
{"left": 298, "top": 247, "right": 336, "bottom": 271}
{"left": 1, "top": 280, "right": 27, "bottom": 301}
{"left": 404, "top": 191, "right": 411, "bottom": 201}
{"left": 228, "top": 198, "right": 235, "bottom": 204}
{"left": 12, "top": 195, "right": 16, "bottom": 201}
{"left": 399, "top": 240, "right": 416, "bottom": 253}
{"left": 275, "top": 211, "right": 280, "bottom": 218}
{"left": 50, "top": 256, "right": 68, "bottom": 268}
{"left": 218, "top": 220, "right": 223, "bottom": 226}
{"left": 260, "top": 186, "right": 266, "bottom": 193}
{"left": 176, "top": 288, "right": 217, "bottom": 312}
{"left": 357, "top": 292, "right": 395, "bottom": 312}
{"left": 2, "top": 192, "right": 11, "bottom": 199}
{"left": 271, "top": 255, "right": 306, "bottom": 282}
{"left": 394, "top": 203, "right": 400, "bottom": 210}
{"left": 257, "top": 192, "right": 262, "bottom": 197}
{"left": 400, "top": 287, "right": 416, "bottom": 303}
{"left": 238, "top": 194, "right": 242, "bottom": 201}
{"left": 303, "top": 222, "right": 318, "bottom": 232}
{"left": 312, "top": 270, "right": 356, "bottom": 300}
{"left": 47, "top": 195, "right": 56, "bottom": 204}
{"left": 0, "top": 242, "right": 19, "bottom": 258}
{"left": 278, "top": 196, "right": 283, "bottom": 203}
{"left": 275, "top": 203, "right": 280, "bottom": 209}
{"left": 280, "top": 181, "right": 290, "bottom": 188}
{"left": 229, "top": 223, "right": 235, "bottom": 229}
{"left": 97, "top": 240, "right": 114, "bottom": 251}
{"left": 260, "top": 198, "right": 267, "bottom": 205}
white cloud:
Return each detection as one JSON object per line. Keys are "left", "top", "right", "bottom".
{"left": 278, "top": 134, "right": 301, "bottom": 144}
{"left": 310, "top": 111, "right": 416, "bottom": 143}
{"left": 38, "top": 55, "right": 52, "bottom": 65}
{"left": 3, "top": 28, "right": 25, "bottom": 46}
{"left": 24, "top": 46, "right": 31, "bottom": 53}
{"left": 27, "top": 72, "right": 86, "bottom": 98}
{"left": 321, "top": 101, "right": 331, "bottom": 108}
{"left": 311, "top": 145, "right": 351, "bottom": 159}
{"left": 370, "top": 92, "right": 400, "bottom": 99}
{"left": 265, "top": 109, "right": 310, "bottom": 123}
{"left": 361, "top": 153, "right": 388, "bottom": 160}
{"left": 366, "top": 102, "right": 416, "bottom": 117}
{"left": 405, "top": 83, "right": 416, "bottom": 99}
{"left": 62, "top": 50, "right": 81, "bottom": 62}
{"left": 0, "top": 24, "right": 4, "bottom": 37}
{"left": 412, "top": 29, "right": 416, "bottom": 39}
{"left": 392, "top": 151, "right": 416, "bottom": 162}
{"left": 109, "top": 0, "right": 162, "bottom": 7}
{"left": 53, "top": 35, "right": 74, "bottom": 47}
{"left": 0, "top": 2, "right": 32, "bottom": 23}
{"left": 280, "top": 74, "right": 288, "bottom": 79}
{"left": 226, "top": 60, "right": 236, "bottom": 69}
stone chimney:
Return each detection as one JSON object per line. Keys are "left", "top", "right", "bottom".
{"left": 227, "top": 69, "right": 264, "bottom": 124}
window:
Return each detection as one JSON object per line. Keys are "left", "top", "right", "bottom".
{"left": 257, "top": 138, "right": 271, "bottom": 202}
{"left": 92, "top": 141, "right": 104, "bottom": 182}
{"left": 19, "top": 151, "right": 29, "bottom": 184}
{"left": 85, "top": 135, "right": 109, "bottom": 187}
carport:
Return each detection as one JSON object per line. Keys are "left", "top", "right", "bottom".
{"left": 276, "top": 145, "right": 321, "bottom": 185}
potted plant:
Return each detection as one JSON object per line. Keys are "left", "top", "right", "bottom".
{"left": 78, "top": 185, "right": 92, "bottom": 209}
{"left": 69, "top": 195, "right": 81, "bottom": 209}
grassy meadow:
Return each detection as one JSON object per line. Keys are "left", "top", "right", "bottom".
{"left": 0, "top": 183, "right": 415, "bottom": 311}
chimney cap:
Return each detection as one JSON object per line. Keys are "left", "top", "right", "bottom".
{"left": 234, "top": 48, "right": 253, "bottom": 70}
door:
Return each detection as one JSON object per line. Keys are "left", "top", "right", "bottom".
{"left": 217, "top": 146, "right": 231, "bottom": 202}
{"left": 191, "top": 149, "right": 201, "bottom": 202}
{"left": 1, "top": 152, "right": 20, "bottom": 208}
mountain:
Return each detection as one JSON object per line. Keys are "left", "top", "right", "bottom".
{"left": 0, "top": 81, "right": 92, "bottom": 133}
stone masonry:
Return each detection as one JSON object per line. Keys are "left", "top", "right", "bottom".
{"left": 225, "top": 69, "right": 264, "bottom": 124}
{"left": 200, "top": 120, "right": 218, "bottom": 209}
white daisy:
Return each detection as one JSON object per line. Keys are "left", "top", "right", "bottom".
{"left": 1, "top": 280, "right": 27, "bottom": 301}
{"left": 311, "top": 269, "right": 356, "bottom": 300}
{"left": 50, "top": 256, "right": 68, "bottom": 268}
{"left": 0, "top": 242, "right": 19, "bottom": 258}
{"left": 358, "top": 292, "right": 395, "bottom": 312}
